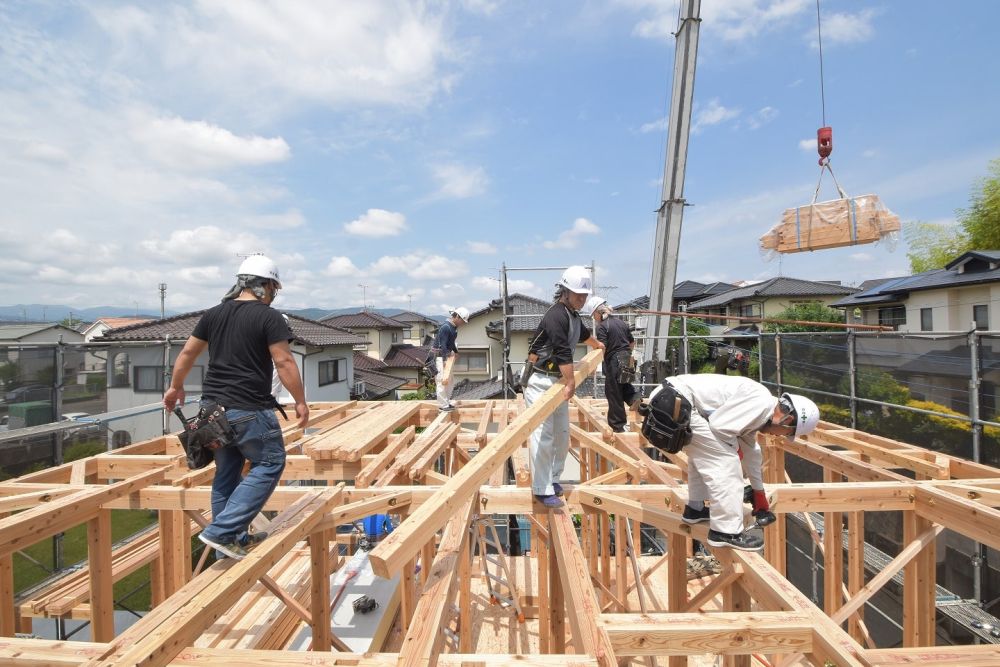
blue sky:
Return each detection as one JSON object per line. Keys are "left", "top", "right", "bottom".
{"left": 1, "top": 0, "right": 998, "bottom": 317}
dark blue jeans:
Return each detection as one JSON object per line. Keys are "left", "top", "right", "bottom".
{"left": 201, "top": 406, "right": 286, "bottom": 544}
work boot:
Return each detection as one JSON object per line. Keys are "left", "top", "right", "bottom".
{"left": 706, "top": 529, "right": 764, "bottom": 552}
{"left": 240, "top": 531, "right": 268, "bottom": 548}
{"left": 199, "top": 534, "right": 249, "bottom": 560}
{"left": 681, "top": 505, "right": 710, "bottom": 524}
{"left": 534, "top": 494, "right": 564, "bottom": 509}
{"left": 552, "top": 482, "right": 564, "bottom": 497}
{"left": 753, "top": 510, "right": 776, "bottom": 527}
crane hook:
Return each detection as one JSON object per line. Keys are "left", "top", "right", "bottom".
{"left": 817, "top": 126, "right": 833, "bottom": 166}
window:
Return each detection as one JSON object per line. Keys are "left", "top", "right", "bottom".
{"left": 134, "top": 366, "right": 164, "bottom": 392}
{"left": 877, "top": 306, "right": 906, "bottom": 330}
{"left": 453, "top": 350, "right": 489, "bottom": 373}
{"left": 974, "top": 304, "right": 989, "bottom": 330}
{"left": 738, "top": 304, "right": 755, "bottom": 318}
{"left": 111, "top": 353, "right": 130, "bottom": 387}
{"left": 402, "top": 327, "right": 412, "bottom": 339}
{"left": 392, "top": 331, "right": 399, "bottom": 343}
{"left": 319, "top": 358, "right": 346, "bottom": 386}
{"left": 419, "top": 327, "right": 426, "bottom": 339}
{"left": 920, "top": 308, "right": 933, "bottom": 331}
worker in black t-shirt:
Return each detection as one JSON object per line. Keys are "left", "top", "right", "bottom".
{"left": 524, "top": 266, "right": 604, "bottom": 509}
{"left": 585, "top": 297, "right": 640, "bottom": 432}
{"left": 164, "top": 254, "right": 308, "bottom": 560}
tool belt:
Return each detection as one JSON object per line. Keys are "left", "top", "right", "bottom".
{"left": 174, "top": 402, "right": 236, "bottom": 470}
{"left": 612, "top": 350, "right": 636, "bottom": 384}
{"left": 637, "top": 381, "right": 693, "bottom": 455}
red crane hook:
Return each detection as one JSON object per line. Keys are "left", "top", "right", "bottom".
{"left": 817, "top": 126, "right": 833, "bottom": 166}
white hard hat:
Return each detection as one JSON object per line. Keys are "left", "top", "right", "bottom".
{"left": 781, "top": 393, "right": 820, "bottom": 436}
{"left": 237, "top": 253, "right": 281, "bottom": 287}
{"left": 451, "top": 306, "right": 470, "bottom": 323}
{"left": 583, "top": 295, "right": 607, "bottom": 317}
{"left": 557, "top": 265, "right": 593, "bottom": 295}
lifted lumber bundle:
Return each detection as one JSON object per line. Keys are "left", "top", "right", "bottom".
{"left": 2, "top": 349, "right": 1000, "bottom": 666}
{"left": 759, "top": 193, "right": 900, "bottom": 254}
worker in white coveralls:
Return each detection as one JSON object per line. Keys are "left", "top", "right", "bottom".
{"left": 523, "top": 266, "right": 605, "bottom": 508}
{"left": 656, "top": 374, "right": 819, "bottom": 551}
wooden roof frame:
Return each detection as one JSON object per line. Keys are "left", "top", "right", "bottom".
{"left": 2, "top": 349, "right": 1000, "bottom": 665}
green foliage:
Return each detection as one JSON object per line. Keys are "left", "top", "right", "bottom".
{"left": 670, "top": 317, "right": 711, "bottom": 369}
{"left": 401, "top": 386, "right": 432, "bottom": 400}
{"left": 764, "top": 303, "right": 845, "bottom": 333}
{"left": 904, "top": 158, "right": 1000, "bottom": 272}
{"left": 64, "top": 439, "right": 106, "bottom": 462}
{"left": 0, "top": 361, "right": 17, "bottom": 387}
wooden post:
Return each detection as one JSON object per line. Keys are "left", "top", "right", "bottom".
{"left": 159, "top": 510, "right": 189, "bottom": 598}
{"left": 0, "top": 512, "right": 14, "bottom": 636}
{"left": 722, "top": 579, "right": 752, "bottom": 667}
{"left": 615, "top": 513, "right": 628, "bottom": 612}
{"left": 459, "top": 518, "right": 472, "bottom": 653}
{"left": 537, "top": 519, "right": 551, "bottom": 653}
{"left": 87, "top": 509, "right": 114, "bottom": 642}
{"left": 903, "top": 509, "right": 937, "bottom": 647}
{"left": 309, "top": 529, "right": 331, "bottom": 651}
{"left": 847, "top": 508, "right": 865, "bottom": 642}
{"left": 668, "top": 532, "right": 687, "bottom": 667}
{"left": 764, "top": 439, "right": 786, "bottom": 574}
{"left": 823, "top": 468, "right": 844, "bottom": 618}
{"left": 548, "top": 516, "right": 565, "bottom": 653}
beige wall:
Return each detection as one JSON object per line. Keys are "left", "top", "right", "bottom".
{"left": 852, "top": 284, "right": 1000, "bottom": 333}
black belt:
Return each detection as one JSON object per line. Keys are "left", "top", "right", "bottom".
{"left": 533, "top": 367, "right": 561, "bottom": 377}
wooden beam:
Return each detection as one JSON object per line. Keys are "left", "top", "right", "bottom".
{"left": 368, "top": 349, "right": 602, "bottom": 578}
{"left": 598, "top": 611, "right": 812, "bottom": 657}
{"left": 81, "top": 487, "right": 341, "bottom": 667}
{"left": 86, "top": 509, "right": 114, "bottom": 642}
{"left": 915, "top": 485, "right": 1000, "bottom": 550}
{"left": 548, "top": 509, "right": 615, "bottom": 667}
{"left": 0, "top": 466, "right": 170, "bottom": 558}
{"left": 355, "top": 426, "right": 417, "bottom": 488}
{"left": 866, "top": 645, "right": 1000, "bottom": 666}
{"left": 569, "top": 425, "right": 641, "bottom": 480}
{"left": 0, "top": 512, "right": 13, "bottom": 637}
{"left": 397, "top": 499, "right": 474, "bottom": 667}
{"left": 309, "top": 530, "right": 332, "bottom": 651}
{"left": 781, "top": 438, "right": 910, "bottom": 483}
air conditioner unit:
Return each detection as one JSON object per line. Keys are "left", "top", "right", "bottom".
{"left": 353, "top": 381, "right": 366, "bottom": 396}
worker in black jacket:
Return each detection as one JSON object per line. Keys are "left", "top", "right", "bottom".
{"left": 586, "top": 297, "right": 639, "bottom": 432}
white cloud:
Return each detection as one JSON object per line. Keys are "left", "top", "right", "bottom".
{"left": 367, "top": 252, "right": 469, "bottom": 280}
{"left": 849, "top": 252, "right": 874, "bottom": 262}
{"left": 798, "top": 138, "right": 815, "bottom": 152}
{"left": 244, "top": 209, "right": 306, "bottom": 229}
{"left": 324, "top": 256, "right": 359, "bottom": 277}
{"left": 543, "top": 217, "right": 601, "bottom": 250}
{"left": 344, "top": 209, "right": 408, "bottom": 237}
{"left": 430, "top": 163, "right": 489, "bottom": 199}
{"left": 138, "top": 226, "right": 269, "bottom": 265}
{"left": 23, "top": 141, "right": 70, "bottom": 164}
{"left": 89, "top": 3, "right": 461, "bottom": 113}
{"left": 809, "top": 9, "right": 878, "bottom": 47}
{"left": 639, "top": 116, "right": 668, "bottom": 134}
{"left": 629, "top": 0, "right": 812, "bottom": 43}
{"left": 472, "top": 276, "right": 501, "bottom": 291}
{"left": 431, "top": 283, "right": 467, "bottom": 300}
{"left": 465, "top": 241, "right": 497, "bottom": 254}
{"left": 692, "top": 98, "right": 741, "bottom": 134}
{"left": 132, "top": 115, "right": 290, "bottom": 171}
{"left": 745, "top": 106, "right": 778, "bottom": 130}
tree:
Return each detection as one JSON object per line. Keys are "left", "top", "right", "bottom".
{"left": 904, "top": 158, "right": 1000, "bottom": 272}
{"left": 763, "top": 302, "right": 845, "bottom": 333}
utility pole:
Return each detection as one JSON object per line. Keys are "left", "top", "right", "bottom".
{"left": 158, "top": 283, "right": 167, "bottom": 319}
{"left": 643, "top": 0, "right": 701, "bottom": 375}
{"left": 358, "top": 284, "right": 368, "bottom": 311}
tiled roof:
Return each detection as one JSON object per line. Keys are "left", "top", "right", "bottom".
{"left": 614, "top": 295, "right": 649, "bottom": 311}
{"left": 94, "top": 310, "right": 366, "bottom": 346}
{"left": 390, "top": 311, "right": 439, "bottom": 325}
{"left": 353, "top": 351, "right": 388, "bottom": 371}
{"left": 471, "top": 293, "right": 556, "bottom": 334}
{"left": 689, "top": 277, "right": 857, "bottom": 309}
{"left": 0, "top": 323, "right": 81, "bottom": 340}
{"left": 321, "top": 310, "right": 405, "bottom": 330}
{"left": 383, "top": 344, "right": 432, "bottom": 369}
{"left": 451, "top": 377, "right": 508, "bottom": 400}
{"left": 831, "top": 252, "right": 1000, "bottom": 308}
{"left": 97, "top": 317, "right": 153, "bottom": 329}
{"left": 353, "top": 368, "right": 408, "bottom": 399}
{"left": 673, "top": 281, "right": 706, "bottom": 300}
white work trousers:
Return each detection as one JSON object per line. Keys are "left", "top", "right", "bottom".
{"left": 435, "top": 357, "right": 453, "bottom": 408}
{"left": 523, "top": 373, "right": 569, "bottom": 496}
{"left": 686, "top": 410, "right": 745, "bottom": 535}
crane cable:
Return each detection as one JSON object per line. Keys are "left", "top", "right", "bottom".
{"left": 816, "top": 0, "right": 827, "bottom": 127}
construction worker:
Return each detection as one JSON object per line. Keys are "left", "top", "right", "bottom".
{"left": 656, "top": 374, "right": 818, "bottom": 551}
{"left": 164, "top": 254, "right": 308, "bottom": 560}
{"left": 585, "top": 296, "right": 640, "bottom": 432}
{"left": 432, "top": 306, "right": 470, "bottom": 411}
{"left": 524, "top": 266, "right": 605, "bottom": 508}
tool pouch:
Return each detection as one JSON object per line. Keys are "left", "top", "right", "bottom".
{"left": 615, "top": 351, "right": 636, "bottom": 384}
{"left": 638, "top": 381, "right": 693, "bottom": 455}
{"left": 174, "top": 402, "right": 235, "bottom": 470}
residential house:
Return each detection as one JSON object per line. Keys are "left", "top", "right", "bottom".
{"left": 0, "top": 324, "right": 86, "bottom": 403}
{"left": 382, "top": 344, "right": 434, "bottom": 397}
{"left": 95, "top": 312, "right": 365, "bottom": 446}
{"left": 321, "top": 311, "right": 407, "bottom": 360}
{"left": 390, "top": 311, "right": 439, "bottom": 346}
{"left": 687, "top": 277, "right": 858, "bottom": 329}
{"left": 831, "top": 251, "right": 1000, "bottom": 333}
{"left": 351, "top": 352, "right": 408, "bottom": 401}
{"left": 79, "top": 317, "right": 153, "bottom": 377}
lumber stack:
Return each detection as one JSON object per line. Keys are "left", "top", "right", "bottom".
{"left": 760, "top": 193, "right": 900, "bottom": 254}
{"left": 302, "top": 401, "right": 421, "bottom": 461}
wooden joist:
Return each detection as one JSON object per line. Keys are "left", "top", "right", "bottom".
{"left": 304, "top": 402, "right": 421, "bottom": 461}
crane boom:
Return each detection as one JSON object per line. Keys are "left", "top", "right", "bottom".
{"left": 643, "top": 0, "right": 701, "bottom": 374}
